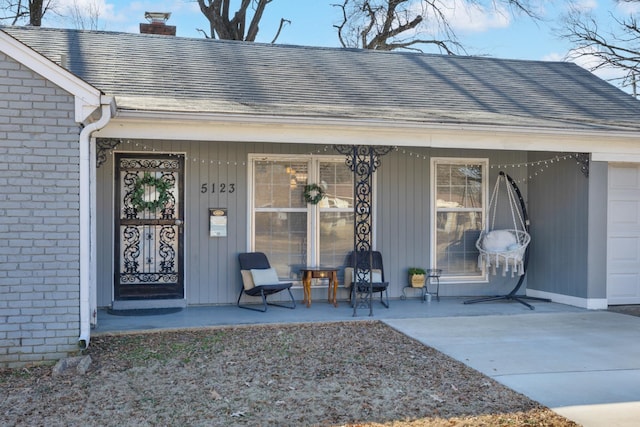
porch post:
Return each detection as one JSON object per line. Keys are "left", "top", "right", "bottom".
{"left": 335, "top": 145, "right": 393, "bottom": 316}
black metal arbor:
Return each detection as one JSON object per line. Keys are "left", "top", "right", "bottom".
{"left": 335, "top": 145, "right": 393, "bottom": 316}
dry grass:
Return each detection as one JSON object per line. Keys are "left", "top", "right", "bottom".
{"left": 1, "top": 321, "right": 578, "bottom": 426}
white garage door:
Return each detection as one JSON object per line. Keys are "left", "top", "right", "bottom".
{"left": 608, "top": 164, "right": 640, "bottom": 305}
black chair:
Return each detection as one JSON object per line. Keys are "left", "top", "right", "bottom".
{"left": 345, "top": 251, "right": 390, "bottom": 308}
{"left": 237, "top": 252, "right": 296, "bottom": 312}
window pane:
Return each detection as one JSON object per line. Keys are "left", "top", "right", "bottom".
{"left": 436, "top": 212, "right": 482, "bottom": 276}
{"left": 434, "top": 159, "right": 486, "bottom": 278}
{"left": 460, "top": 165, "right": 482, "bottom": 208}
{"left": 436, "top": 164, "right": 451, "bottom": 185}
{"left": 318, "top": 162, "right": 353, "bottom": 209}
{"left": 255, "top": 161, "right": 308, "bottom": 209}
{"left": 436, "top": 164, "right": 482, "bottom": 208}
{"left": 319, "top": 212, "right": 354, "bottom": 268}
{"left": 317, "top": 160, "right": 354, "bottom": 279}
{"left": 255, "top": 212, "right": 307, "bottom": 279}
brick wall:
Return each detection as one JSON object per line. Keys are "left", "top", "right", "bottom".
{"left": 139, "top": 22, "right": 176, "bottom": 36}
{"left": 0, "top": 52, "right": 82, "bottom": 368}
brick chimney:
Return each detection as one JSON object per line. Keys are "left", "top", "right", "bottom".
{"left": 140, "top": 12, "right": 176, "bottom": 36}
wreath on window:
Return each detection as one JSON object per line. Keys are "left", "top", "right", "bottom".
{"left": 303, "top": 183, "right": 326, "bottom": 205}
{"left": 131, "top": 172, "right": 173, "bottom": 211}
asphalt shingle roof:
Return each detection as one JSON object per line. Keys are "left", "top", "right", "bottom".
{"left": 3, "top": 25, "right": 640, "bottom": 131}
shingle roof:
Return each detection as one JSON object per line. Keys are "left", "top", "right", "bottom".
{"left": 3, "top": 25, "right": 640, "bottom": 131}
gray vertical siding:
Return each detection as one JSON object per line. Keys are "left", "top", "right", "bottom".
{"left": 98, "top": 142, "right": 548, "bottom": 306}
{"left": 527, "top": 152, "right": 589, "bottom": 298}
{"left": 0, "top": 53, "right": 81, "bottom": 367}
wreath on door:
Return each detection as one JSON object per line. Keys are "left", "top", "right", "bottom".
{"left": 303, "top": 183, "right": 326, "bottom": 205}
{"left": 131, "top": 172, "right": 173, "bottom": 211}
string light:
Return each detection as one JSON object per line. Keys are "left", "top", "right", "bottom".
{"left": 489, "top": 154, "right": 573, "bottom": 170}
{"left": 107, "top": 139, "right": 247, "bottom": 166}
{"left": 108, "top": 139, "right": 576, "bottom": 183}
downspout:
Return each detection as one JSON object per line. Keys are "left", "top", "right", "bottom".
{"left": 78, "top": 97, "right": 113, "bottom": 349}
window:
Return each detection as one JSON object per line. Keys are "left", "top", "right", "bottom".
{"left": 431, "top": 158, "right": 488, "bottom": 281}
{"left": 250, "top": 155, "right": 354, "bottom": 281}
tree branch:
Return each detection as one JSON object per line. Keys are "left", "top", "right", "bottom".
{"left": 332, "top": 0, "right": 350, "bottom": 48}
{"left": 196, "top": 0, "right": 283, "bottom": 42}
{"left": 270, "top": 17, "right": 291, "bottom": 43}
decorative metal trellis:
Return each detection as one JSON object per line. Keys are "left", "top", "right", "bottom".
{"left": 96, "top": 139, "right": 122, "bottom": 168}
{"left": 335, "top": 145, "right": 393, "bottom": 316}
{"left": 114, "top": 153, "right": 184, "bottom": 300}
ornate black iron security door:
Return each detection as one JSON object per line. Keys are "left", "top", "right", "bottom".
{"left": 114, "top": 153, "right": 184, "bottom": 300}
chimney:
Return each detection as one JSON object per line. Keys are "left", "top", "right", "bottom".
{"left": 140, "top": 12, "right": 176, "bottom": 36}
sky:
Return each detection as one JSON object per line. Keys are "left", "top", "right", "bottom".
{"left": 39, "top": 0, "right": 640, "bottom": 91}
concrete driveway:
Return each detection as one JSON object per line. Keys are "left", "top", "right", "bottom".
{"left": 384, "top": 311, "right": 640, "bottom": 427}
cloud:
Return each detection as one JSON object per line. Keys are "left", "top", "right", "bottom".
{"left": 440, "top": 0, "right": 512, "bottom": 33}
{"left": 541, "top": 52, "right": 565, "bottom": 62}
{"left": 567, "top": 0, "right": 598, "bottom": 13}
{"left": 401, "top": 0, "right": 511, "bottom": 38}
{"left": 616, "top": 0, "right": 640, "bottom": 15}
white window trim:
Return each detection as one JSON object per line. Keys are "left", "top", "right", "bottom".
{"left": 247, "top": 153, "right": 358, "bottom": 270}
{"left": 430, "top": 157, "right": 489, "bottom": 283}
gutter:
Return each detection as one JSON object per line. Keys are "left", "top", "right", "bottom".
{"left": 112, "top": 109, "right": 640, "bottom": 140}
{"left": 78, "top": 97, "right": 114, "bottom": 349}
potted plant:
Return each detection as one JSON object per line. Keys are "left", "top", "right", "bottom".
{"left": 408, "top": 267, "right": 426, "bottom": 288}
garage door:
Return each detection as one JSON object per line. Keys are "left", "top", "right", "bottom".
{"left": 608, "top": 164, "right": 640, "bottom": 305}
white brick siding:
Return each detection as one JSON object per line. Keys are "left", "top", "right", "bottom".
{"left": 0, "top": 52, "right": 81, "bottom": 368}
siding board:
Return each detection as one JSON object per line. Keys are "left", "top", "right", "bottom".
{"left": 528, "top": 152, "right": 589, "bottom": 298}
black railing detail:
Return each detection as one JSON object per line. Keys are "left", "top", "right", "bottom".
{"left": 574, "top": 153, "right": 590, "bottom": 178}
{"left": 335, "top": 145, "right": 393, "bottom": 316}
{"left": 96, "top": 139, "right": 122, "bottom": 168}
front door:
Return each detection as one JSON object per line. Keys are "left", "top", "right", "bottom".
{"left": 114, "top": 153, "right": 184, "bottom": 300}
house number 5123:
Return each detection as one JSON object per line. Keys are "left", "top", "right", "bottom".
{"left": 201, "top": 183, "right": 235, "bottom": 194}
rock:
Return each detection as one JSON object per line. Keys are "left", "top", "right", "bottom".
{"left": 52, "top": 355, "right": 92, "bottom": 376}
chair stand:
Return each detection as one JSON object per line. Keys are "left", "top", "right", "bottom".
{"left": 463, "top": 273, "right": 549, "bottom": 310}
{"left": 237, "top": 288, "right": 296, "bottom": 312}
{"left": 380, "top": 289, "right": 389, "bottom": 308}
{"left": 463, "top": 293, "right": 549, "bottom": 310}
{"left": 350, "top": 284, "right": 389, "bottom": 310}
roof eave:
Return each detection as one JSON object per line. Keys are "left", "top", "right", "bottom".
{"left": 110, "top": 108, "right": 640, "bottom": 141}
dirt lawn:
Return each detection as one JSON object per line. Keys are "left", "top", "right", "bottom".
{"left": 0, "top": 320, "right": 581, "bottom": 426}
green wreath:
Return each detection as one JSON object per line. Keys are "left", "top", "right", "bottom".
{"left": 303, "top": 183, "right": 326, "bottom": 205}
{"left": 131, "top": 173, "right": 173, "bottom": 211}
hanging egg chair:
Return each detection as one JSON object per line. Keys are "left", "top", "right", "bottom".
{"left": 476, "top": 171, "right": 531, "bottom": 277}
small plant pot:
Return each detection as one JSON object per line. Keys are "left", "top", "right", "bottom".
{"left": 409, "top": 273, "right": 425, "bottom": 288}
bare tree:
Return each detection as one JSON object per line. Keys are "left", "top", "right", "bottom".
{"left": 65, "top": 0, "right": 103, "bottom": 30}
{"left": 333, "top": 0, "right": 539, "bottom": 53}
{"left": 561, "top": 3, "right": 640, "bottom": 94}
{"left": 196, "top": 0, "right": 289, "bottom": 42}
{"left": 0, "top": 0, "right": 54, "bottom": 26}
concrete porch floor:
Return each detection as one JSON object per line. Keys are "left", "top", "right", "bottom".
{"left": 94, "top": 296, "right": 584, "bottom": 334}
{"left": 93, "top": 297, "right": 640, "bottom": 427}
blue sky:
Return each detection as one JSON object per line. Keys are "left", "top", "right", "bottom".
{"left": 42, "top": 0, "right": 639, "bottom": 89}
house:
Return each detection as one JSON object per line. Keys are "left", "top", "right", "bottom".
{"left": 2, "top": 22, "right": 640, "bottom": 367}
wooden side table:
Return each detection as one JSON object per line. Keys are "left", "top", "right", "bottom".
{"left": 300, "top": 268, "right": 339, "bottom": 308}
